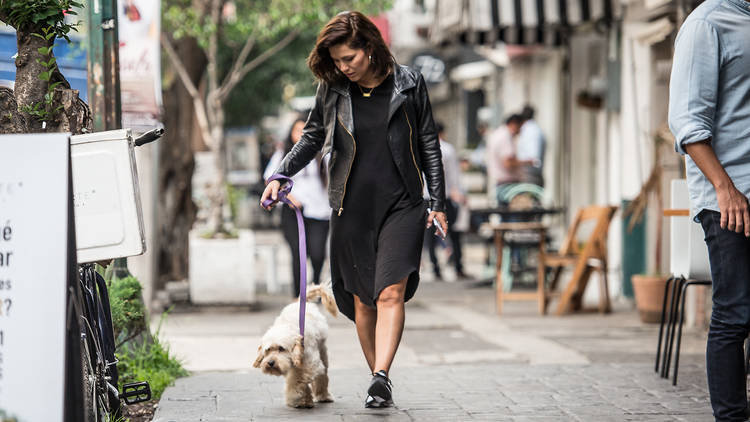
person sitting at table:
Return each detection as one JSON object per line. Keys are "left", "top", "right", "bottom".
{"left": 486, "top": 114, "right": 532, "bottom": 207}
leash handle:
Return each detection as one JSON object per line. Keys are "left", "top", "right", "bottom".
{"left": 263, "top": 174, "right": 307, "bottom": 338}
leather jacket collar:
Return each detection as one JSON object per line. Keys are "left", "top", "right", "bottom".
{"left": 329, "top": 64, "right": 417, "bottom": 98}
{"left": 329, "top": 64, "right": 418, "bottom": 127}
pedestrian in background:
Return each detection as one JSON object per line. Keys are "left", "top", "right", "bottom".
{"left": 264, "top": 117, "right": 330, "bottom": 297}
{"left": 517, "top": 105, "right": 546, "bottom": 188}
{"left": 260, "top": 11, "right": 447, "bottom": 409}
{"left": 486, "top": 114, "right": 528, "bottom": 206}
{"left": 668, "top": 0, "right": 750, "bottom": 420}
{"left": 424, "top": 121, "right": 470, "bottom": 280}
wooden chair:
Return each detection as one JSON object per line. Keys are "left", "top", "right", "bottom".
{"left": 540, "top": 205, "right": 618, "bottom": 315}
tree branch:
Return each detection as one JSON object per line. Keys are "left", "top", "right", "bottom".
{"left": 219, "top": 30, "right": 257, "bottom": 95}
{"left": 161, "top": 33, "right": 215, "bottom": 149}
{"left": 216, "top": 28, "right": 301, "bottom": 102}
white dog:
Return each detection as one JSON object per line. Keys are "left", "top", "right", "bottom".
{"left": 253, "top": 283, "right": 338, "bottom": 408}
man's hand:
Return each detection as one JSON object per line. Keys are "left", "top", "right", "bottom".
{"left": 685, "top": 140, "right": 750, "bottom": 237}
{"left": 716, "top": 184, "right": 750, "bottom": 236}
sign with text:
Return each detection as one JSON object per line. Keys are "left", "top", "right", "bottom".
{"left": 0, "top": 133, "right": 72, "bottom": 422}
{"left": 118, "top": 0, "right": 163, "bottom": 131}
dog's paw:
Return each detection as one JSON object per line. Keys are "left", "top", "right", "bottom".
{"left": 314, "top": 393, "right": 334, "bottom": 403}
{"left": 289, "top": 399, "right": 314, "bottom": 408}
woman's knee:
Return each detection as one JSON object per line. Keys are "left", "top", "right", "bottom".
{"left": 377, "top": 282, "right": 406, "bottom": 307}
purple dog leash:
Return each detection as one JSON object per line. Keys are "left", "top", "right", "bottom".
{"left": 262, "top": 174, "right": 308, "bottom": 338}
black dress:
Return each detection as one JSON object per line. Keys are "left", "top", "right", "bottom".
{"left": 329, "top": 74, "right": 427, "bottom": 322}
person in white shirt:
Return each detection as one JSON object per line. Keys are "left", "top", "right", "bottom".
{"left": 264, "top": 117, "right": 330, "bottom": 297}
{"left": 517, "top": 105, "right": 545, "bottom": 187}
{"left": 486, "top": 114, "right": 529, "bottom": 206}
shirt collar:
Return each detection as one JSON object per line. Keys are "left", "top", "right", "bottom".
{"left": 725, "top": 0, "right": 750, "bottom": 16}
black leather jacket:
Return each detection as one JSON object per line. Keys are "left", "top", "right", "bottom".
{"left": 275, "top": 64, "right": 446, "bottom": 215}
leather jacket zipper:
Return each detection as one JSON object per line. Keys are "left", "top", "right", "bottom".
{"left": 403, "top": 108, "right": 424, "bottom": 189}
{"left": 337, "top": 116, "right": 356, "bottom": 216}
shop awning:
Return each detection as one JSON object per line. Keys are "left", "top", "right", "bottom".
{"left": 433, "top": 0, "right": 623, "bottom": 46}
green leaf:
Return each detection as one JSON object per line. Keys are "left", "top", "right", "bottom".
{"left": 47, "top": 57, "right": 56, "bottom": 67}
{"left": 49, "top": 81, "right": 63, "bottom": 91}
{"left": 38, "top": 71, "right": 51, "bottom": 81}
{"left": 31, "top": 33, "right": 46, "bottom": 40}
{"left": 37, "top": 47, "right": 51, "bottom": 55}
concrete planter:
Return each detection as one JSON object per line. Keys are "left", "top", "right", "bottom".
{"left": 189, "top": 229, "right": 255, "bottom": 305}
{"left": 632, "top": 274, "right": 668, "bottom": 323}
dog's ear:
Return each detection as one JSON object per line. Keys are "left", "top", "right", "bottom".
{"left": 252, "top": 346, "right": 264, "bottom": 368}
{"left": 291, "top": 336, "right": 304, "bottom": 367}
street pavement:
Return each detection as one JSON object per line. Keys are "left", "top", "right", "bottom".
{"left": 151, "top": 274, "right": 713, "bottom": 421}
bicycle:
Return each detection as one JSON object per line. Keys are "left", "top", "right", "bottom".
{"left": 67, "top": 127, "right": 163, "bottom": 421}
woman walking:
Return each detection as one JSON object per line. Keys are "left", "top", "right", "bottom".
{"left": 264, "top": 117, "right": 330, "bottom": 296}
{"left": 260, "top": 11, "right": 447, "bottom": 408}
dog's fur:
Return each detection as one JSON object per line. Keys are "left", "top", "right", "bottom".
{"left": 253, "top": 283, "right": 338, "bottom": 408}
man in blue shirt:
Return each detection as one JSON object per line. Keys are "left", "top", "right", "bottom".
{"left": 517, "top": 105, "right": 545, "bottom": 187}
{"left": 668, "top": 0, "right": 750, "bottom": 420}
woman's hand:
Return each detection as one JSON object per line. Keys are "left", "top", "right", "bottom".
{"left": 285, "top": 193, "right": 302, "bottom": 210}
{"left": 426, "top": 210, "right": 448, "bottom": 239}
{"left": 260, "top": 180, "right": 281, "bottom": 211}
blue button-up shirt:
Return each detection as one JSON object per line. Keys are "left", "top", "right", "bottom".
{"left": 668, "top": 0, "right": 750, "bottom": 219}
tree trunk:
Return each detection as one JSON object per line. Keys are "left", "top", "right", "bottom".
{"left": 0, "top": 26, "right": 91, "bottom": 135}
{"left": 207, "top": 109, "right": 227, "bottom": 235}
{"left": 157, "top": 35, "right": 205, "bottom": 286}
{"left": 14, "top": 26, "right": 49, "bottom": 132}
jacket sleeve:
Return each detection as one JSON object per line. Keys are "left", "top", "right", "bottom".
{"left": 273, "top": 82, "right": 327, "bottom": 179}
{"left": 415, "top": 73, "right": 446, "bottom": 212}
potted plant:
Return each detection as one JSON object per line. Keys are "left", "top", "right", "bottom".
{"left": 624, "top": 126, "right": 675, "bottom": 323}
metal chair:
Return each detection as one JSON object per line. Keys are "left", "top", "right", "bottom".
{"left": 655, "top": 179, "right": 711, "bottom": 385}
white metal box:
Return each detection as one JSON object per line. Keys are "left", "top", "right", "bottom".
{"left": 71, "top": 129, "right": 146, "bottom": 263}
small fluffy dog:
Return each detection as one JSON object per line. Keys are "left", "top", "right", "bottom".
{"left": 253, "top": 283, "right": 338, "bottom": 408}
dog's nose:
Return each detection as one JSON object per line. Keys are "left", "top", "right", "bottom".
{"left": 268, "top": 360, "right": 275, "bottom": 367}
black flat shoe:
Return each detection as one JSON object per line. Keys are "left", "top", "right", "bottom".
{"left": 365, "top": 370, "right": 393, "bottom": 408}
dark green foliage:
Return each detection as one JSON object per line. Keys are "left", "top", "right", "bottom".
{"left": 0, "top": 0, "right": 82, "bottom": 41}
{"left": 107, "top": 275, "right": 147, "bottom": 347}
{"left": 116, "top": 320, "right": 189, "bottom": 400}
{"left": 105, "top": 271, "right": 188, "bottom": 401}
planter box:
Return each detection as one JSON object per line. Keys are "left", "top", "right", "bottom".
{"left": 632, "top": 274, "right": 668, "bottom": 323}
{"left": 189, "top": 229, "right": 256, "bottom": 305}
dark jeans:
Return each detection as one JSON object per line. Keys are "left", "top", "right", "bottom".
{"left": 426, "top": 200, "right": 463, "bottom": 275}
{"left": 281, "top": 206, "right": 329, "bottom": 297}
{"left": 699, "top": 210, "right": 750, "bottom": 421}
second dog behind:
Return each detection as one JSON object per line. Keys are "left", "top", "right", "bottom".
{"left": 252, "top": 283, "right": 338, "bottom": 408}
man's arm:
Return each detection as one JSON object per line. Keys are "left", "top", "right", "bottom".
{"left": 667, "top": 19, "right": 749, "bottom": 234}
{"left": 684, "top": 141, "right": 750, "bottom": 236}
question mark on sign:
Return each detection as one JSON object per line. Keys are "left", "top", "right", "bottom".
{"left": 3, "top": 299, "right": 10, "bottom": 316}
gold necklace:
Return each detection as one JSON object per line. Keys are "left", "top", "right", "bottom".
{"left": 357, "top": 84, "right": 375, "bottom": 98}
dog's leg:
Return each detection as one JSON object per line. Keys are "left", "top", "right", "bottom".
{"left": 313, "top": 341, "right": 333, "bottom": 403}
{"left": 285, "top": 368, "right": 314, "bottom": 408}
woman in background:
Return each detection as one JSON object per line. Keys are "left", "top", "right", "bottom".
{"left": 264, "top": 117, "right": 330, "bottom": 297}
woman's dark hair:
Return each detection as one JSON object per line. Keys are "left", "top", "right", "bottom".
{"left": 285, "top": 116, "right": 328, "bottom": 187}
{"left": 307, "top": 11, "right": 395, "bottom": 84}
{"left": 283, "top": 117, "right": 307, "bottom": 155}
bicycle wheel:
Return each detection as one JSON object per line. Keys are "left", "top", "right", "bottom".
{"left": 79, "top": 267, "right": 113, "bottom": 421}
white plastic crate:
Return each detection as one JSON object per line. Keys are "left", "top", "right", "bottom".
{"left": 70, "top": 129, "right": 146, "bottom": 263}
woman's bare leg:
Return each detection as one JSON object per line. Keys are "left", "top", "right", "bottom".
{"left": 353, "top": 295, "right": 377, "bottom": 372}
{"left": 373, "top": 277, "right": 408, "bottom": 375}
